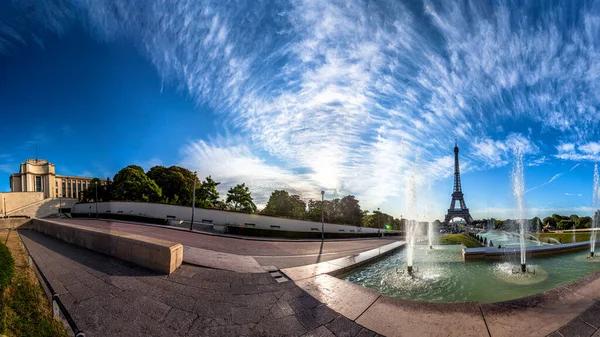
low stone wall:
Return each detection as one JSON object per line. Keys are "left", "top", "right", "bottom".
{"left": 0, "top": 218, "right": 32, "bottom": 230}
{"left": 463, "top": 241, "right": 590, "bottom": 260}
{"left": 28, "top": 219, "right": 183, "bottom": 274}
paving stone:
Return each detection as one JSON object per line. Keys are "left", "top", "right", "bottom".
{"left": 263, "top": 266, "right": 279, "bottom": 272}
{"left": 65, "top": 282, "right": 96, "bottom": 302}
{"left": 252, "top": 315, "right": 308, "bottom": 337}
{"left": 355, "top": 328, "right": 377, "bottom": 337}
{"left": 303, "top": 325, "right": 336, "bottom": 337}
{"left": 326, "top": 315, "right": 363, "bottom": 337}
{"left": 271, "top": 300, "right": 296, "bottom": 319}
{"left": 231, "top": 305, "right": 271, "bottom": 324}
{"left": 133, "top": 295, "right": 172, "bottom": 322}
{"left": 580, "top": 304, "right": 600, "bottom": 329}
{"left": 296, "top": 309, "right": 323, "bottom": 332}
{"left": 163, "top": 307, "right": 198, "bottom": 334}
{"left": 546, "top": 332, "right": 563, "bottom": 337}
{"left": 558, "top": 318, "right": 597, "bottom": 337}
{"left": 188, "top": 321, "right": 256, "bottom": 337}
{"left": 312, "top": 305, "right": 339, "bottom": 326}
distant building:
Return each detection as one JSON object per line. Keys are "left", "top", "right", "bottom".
{"left": 9, "top": 159, "right": 103, "bottom": 199}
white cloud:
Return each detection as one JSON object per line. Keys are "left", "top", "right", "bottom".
{"left": 471, "top": 133, "right": 538, "bottom": 168}
{"left": 7, "top": 0, "right": 600, "bottom": 216}
{"left": 525, "top": 173, "right": 563, "bottom": 194}
{"left": 555, "top": 141, "right": 600, "bottom": 161}
{"left": 565, "top": 193, "right": 582, "bottom": 197}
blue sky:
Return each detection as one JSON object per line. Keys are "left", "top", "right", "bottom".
{"left": 1, "top": 0, "right": 600, "bottom": 221}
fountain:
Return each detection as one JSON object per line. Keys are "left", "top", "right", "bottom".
{"left": 428, "top": 221, "right": 434, "bottom": 249}
{"left": 404, "top": 151, "right": 420, "bottom": 275}
{"left": 591, "top": 164, "right": 599, "bottom": 257}
{"left": 512, "top": 151, "right": 527, "bottom": 272}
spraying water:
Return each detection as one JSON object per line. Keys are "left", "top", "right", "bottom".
{"left": 511, "top": 151, "right": 527, "bottom": 271}
{"left": 405, "top": 151, "right": 420, "bottom": 274}
{"left": 591, "top": 164, "right": 599, "bottom": 256}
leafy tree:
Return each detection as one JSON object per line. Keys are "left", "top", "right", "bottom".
{"left": 261, "top": 190, "right": 307, "bottom": 219}
{"left": 112, "top": 165, "right": 162, "bottom": 202}
{"left": 196, "top": 176, "right": 220, "bottom": 208}
{"left": 339, "top": 195, "right": 363, "bottom": 226}
{"left": 262, "top": 190, "right": 293, "bottom": 216}
{"left": 82, "top": 178, "right": 110, "bottom": 202}
{"left": 579, "top": 216, "right": 592, "bottom": 229}
{"left": 289, "top": 195, "right": 307, "bottom": 219}
{"left": 226, "top": 183, "right": 256, "bottom": 213}
{"left": 306, "top": 199, "right": 325, "bottom": 222}
{"left": 147, "top": 165, "right": 198, "bottom": 205}
{"left": 557, "top": 220, "right": 574, "bottom": 231}
{"left": 543, "top": 216, "right": 557, "bottom": 229}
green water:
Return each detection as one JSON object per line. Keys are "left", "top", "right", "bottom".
{"left": 343, "top": 244, "right": 600, "bottom": 303}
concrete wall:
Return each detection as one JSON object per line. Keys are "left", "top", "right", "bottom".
{"left": 0, "top": 192, "right": 44, "bottom": 216}
{"left": 0, "top": 197, "right": 78, "bottom": 218}
{"left": 72, "top": 201, "right": 400, "bottom": 235}
{"left": 0, "top": 218, "right": 32, "bottom": 230}
{"left": 29, "top": 218, "right": 183, "bottom": 274}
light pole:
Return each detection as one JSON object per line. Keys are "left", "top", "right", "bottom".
{"left": 190, "top": 171, "right": 197, "bottom": 231}
{"left": 321, "top": 191, "right": 325, "bottom": 241}
{"left": 95, "top": 183, "right": 99, "bottom": 220}
{"left": 59, "top": 195, "right": 62, "bottom": 217}
{"left": 378, "top": 207, "right": 381, "bottom": 237}
{"left": 3, "top": 197, "right": 6, "bottom": 219}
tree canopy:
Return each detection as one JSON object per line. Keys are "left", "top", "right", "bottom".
{"left": 196, "top": 176, "right": 220, "bottom": 208}
{"left": 147, "top": 165, "right": 198, "bottom": 205}
{"left": 261, "top": 190, "right": 307, "bottom": 219}
{"left": 226, "top": 183, "right": 256, "bottom": 213}
{"left": 111, "top": 165, "right": 162, "bottom": 202}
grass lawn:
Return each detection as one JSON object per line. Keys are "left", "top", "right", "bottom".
{"left": 539, "top": 232, "right": 594, "bottom": 244}
{"left": 0, "top": 230, "right": 68, "bottom": 337}
{"left": 438, "top": 233, "right": 483, "bottom": 248}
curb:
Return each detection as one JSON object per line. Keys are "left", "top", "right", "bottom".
{"left": 15, "top": 229, "right": 85, "bottom": 337}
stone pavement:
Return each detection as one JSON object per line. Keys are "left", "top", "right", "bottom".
{"left": 57, "top": 219, "right": 395, "bottom": 269}
{"left": 19, "top": 230, "right": 379, "bottom": 337}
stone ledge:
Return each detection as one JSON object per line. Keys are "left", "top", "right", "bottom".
{"left": 28, "top": 218, "right": 183, "bottom": 274}
{"left": 280, "top": 241, "right": 404, "bottom": 281}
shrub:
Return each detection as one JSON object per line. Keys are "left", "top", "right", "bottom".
{"left": 0, "top": 242, "right": 14, "bottom": 292}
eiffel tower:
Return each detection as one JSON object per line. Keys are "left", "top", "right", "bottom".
{"left": 444, "top": 142, "right": 473, "bottom": 225}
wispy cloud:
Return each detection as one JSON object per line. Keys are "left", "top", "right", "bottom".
{"left": 526, "top": 173, "right": 563, "bottom": 194}
{"left": 5, "top": 0, "right": 600, "bottom": 214}
{"left": 565, "top": 193, "right": 582, "bottom": 197}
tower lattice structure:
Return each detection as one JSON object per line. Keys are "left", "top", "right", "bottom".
{"left": 444, "top": 142, "right": 473, "bottom": 225}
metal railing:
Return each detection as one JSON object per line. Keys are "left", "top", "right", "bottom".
{"left": 16, "top": 230, "right": 85, "bottom": 337}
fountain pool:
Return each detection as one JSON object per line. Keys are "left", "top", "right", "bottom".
{"left": 342, "top": 244, "right": 600, "bottom": 303}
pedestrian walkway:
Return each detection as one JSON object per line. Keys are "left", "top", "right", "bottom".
{"left": 19, "top": 230, "right": 378, "bottom": 337}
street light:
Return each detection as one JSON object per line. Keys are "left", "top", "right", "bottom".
{"left": 95, "top": 183, "right": 99, "bottom": 220}
{"left": 190, "top": 171, "right": 197, "bottom": 231}
{"left": 3, "top": 197, "right": 6, "bottom": 219}
{"left": 378, "top": 207, "right": 381, "bottom": 237}
{"left": 321, "top": 191, "right": 325, "bottom": 241}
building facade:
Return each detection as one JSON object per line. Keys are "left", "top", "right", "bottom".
{"left": 9, "top": 159, "right": 103, "bottom": 199}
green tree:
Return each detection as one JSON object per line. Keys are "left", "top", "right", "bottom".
{"left": 339, "top": 195, "right": 363, "bottom": 226}
{"left": 112, "top": 165, "right": 162, "bottom": 202}
{"left": 543, "top": 216, "right": 557, "bottom": 229}
{"left": 289, "top": 195, "right": 307, "bottom": 219}
{"left": 196, "top": 176, "right": 220, "bottom": 208}
{"left": 147, "top": 165, "right": 198, "bottom": 205}
{"left": 82, "top": 178, "right": 111, "bottom": 202}
{"left": 306, "top": 199, "right": 325, "bottom": 222}
{"left": 262, "top": 190, "right": 293, "bottom": 216}
{"left": 579, "top": 216, "right": 592, "bottom": 229}
{"left": 261, "top": 190, "right": 307, "bottom": 219}
{"left": 226, "top": 183, "right": 256, "bottom": 213}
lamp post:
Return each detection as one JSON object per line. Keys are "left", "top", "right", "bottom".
{"left": 190, "top": 171, "right": 197, "bottom": 231}
{"left": 59, "top": 195, "right": 62, "bottom": 217}
{"left": 378, "top": 207, "right": 381, "bottom": 237}
{"left": 3, "top": 197, "right": 6, "bottom": 219}
{"left": 321, "top": 191, "right": 325, "bottom": 241}
{"left": 95, "top": 183, "right": 99, "bottom": 220}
